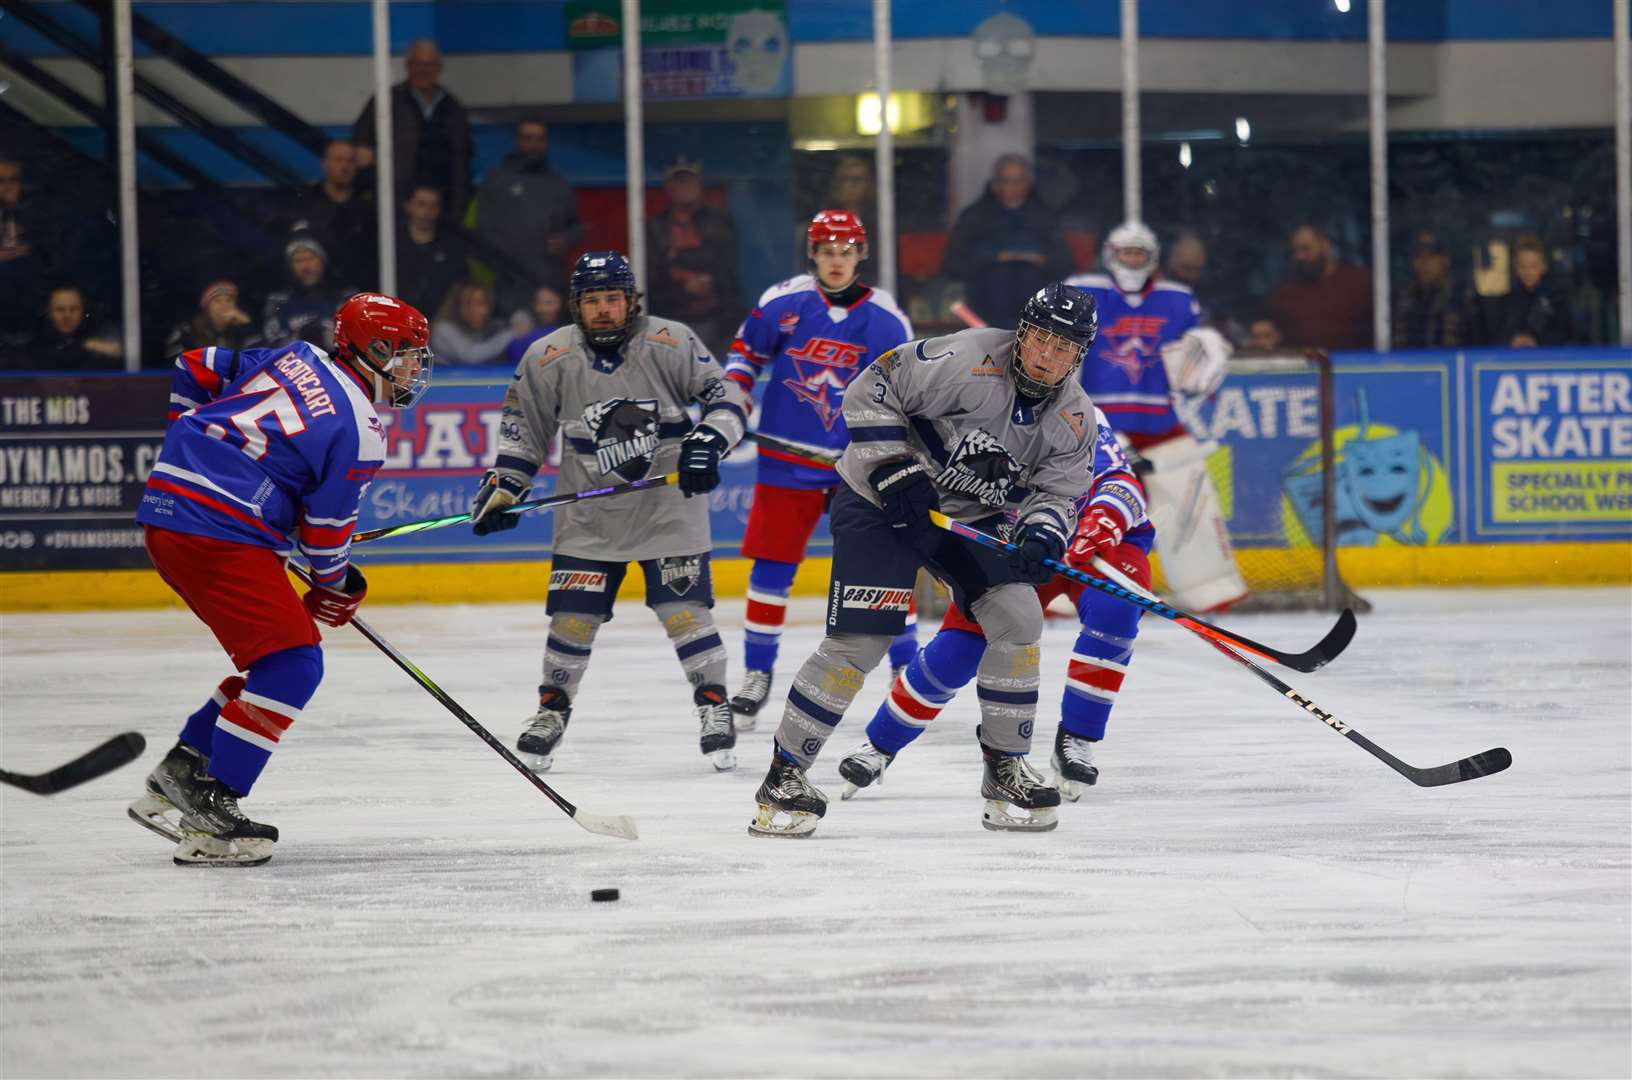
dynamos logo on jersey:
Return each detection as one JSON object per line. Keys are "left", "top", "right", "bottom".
{"left": 938, "top": 428, "right": 1022, "bottom": 508}
{"left": 840, "top": 586, "right": 914, "bottom": 611}
{"left": 783, "top": 337, "right": 869, "bottom": 430}
{"left": 1098, "top": 314, "right": 1170, "bottom": 382}
{"left": 583, "top": 397, "right": 660, "bottom": 482}
{"left": 550, "top": 570, "right": 608, "bottom": 592}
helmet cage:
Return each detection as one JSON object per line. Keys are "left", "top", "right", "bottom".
{"left": 1012, "top": 321, "right": 1086, "bottom": 401}
{"left": 355, "top": 339, "right": 434, "bottom": 409}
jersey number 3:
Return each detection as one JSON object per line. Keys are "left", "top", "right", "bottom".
{"left": 209, "top": 372, "right": 307, "bottom": 460}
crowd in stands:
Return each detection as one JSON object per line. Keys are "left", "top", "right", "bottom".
{"left": 0, "top": 35, "right": 1614, "bottom": 373}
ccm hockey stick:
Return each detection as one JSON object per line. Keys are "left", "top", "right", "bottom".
{"left": 287, "top": 565, "right": 637, "bottom": 840}
{"left": 930, "top": 511, "right": 1355, "bottom": 672}
{"left": 354, "top": 472, "right": 680, "bottom": 545}
{"left": 1, "top": 732, "right": 147, "bottom": 795}
{"left": 1091, "top": 555, "right": 1511, "bottom": 786}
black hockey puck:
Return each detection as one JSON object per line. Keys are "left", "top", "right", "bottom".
{"left": 591, "top": 888, "right": 620, "bottom": 902}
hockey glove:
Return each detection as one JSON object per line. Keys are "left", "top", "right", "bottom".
{"left": 1162, "top": 326, "right": 1233, "bottom": 398}
{"left": 677, "top": 424, "right": 730, "bottom": 497}
{"left": 303, "top": 564, "right": 367, "bottom": 627}
{"left": 1009, "top": 519, "right": 1066, "bottom": 585}
{"left": 870, "top": 460, "right": 940, "bottom": 543}
{"left": 470, "top": 471, "right": 530, "bottom": 536}
{"left": 1066, "top": 505, "right": 1130, "bottom": 573}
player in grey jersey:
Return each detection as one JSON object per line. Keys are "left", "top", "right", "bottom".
{"left": 749, "top": 282, "right": 1101, "bottom": 837}
{"left": 469, "top": 252, "right": 751, "bottom": 771}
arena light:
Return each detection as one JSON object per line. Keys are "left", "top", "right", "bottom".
{"left": 1179, "top": 141, "right": 1193, "bottom": 169}
{"left": 1334, "top": 0, "right": 1352, "bottom": 12}
{"left": 856, "top": 92, "right": 903, "bottom": 135}
{"left": 1235, "top": 116, "right": 1251, "bottom": 144}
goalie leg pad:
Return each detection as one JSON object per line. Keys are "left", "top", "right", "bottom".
{"left": 1140, "top": 435, "right": 1248, "bottom": 613}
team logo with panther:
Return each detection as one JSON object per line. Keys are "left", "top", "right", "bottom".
{"left": 583, "top": 397, "right": 660, "bottom": 482}
{"left": 658, "top": 555, "right": 703, "bottom": 597}
{"left": 938, "top": 429, "right": 1022, "bottom": 508}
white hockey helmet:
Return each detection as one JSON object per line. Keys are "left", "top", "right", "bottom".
{"left": 1102, "top": 220, "right": 1160, "bottom": 294}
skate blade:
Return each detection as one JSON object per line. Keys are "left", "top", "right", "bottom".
{"left": 840, "top": 781, "right": 860, "bottom": 801}
{"left": 128, "top": 795, "right": 183, "bottom": 843}
{"left": 981, "top": 800, "right": 1059, "bottom": 833}
{"left": 710, "top": 748, "right": 738, "bottom": 772}
{"left": 1053, "top": 771, "right": 1083, "bottom": 803}
{"left": 515, "top": 749, "right": 555, "bottom": 773}
{"left": 172, "top": 833, "right": 274, "bottom": 867}
{"left": 747, "top": 804, "right": 820, "bottom": 838}
{"left": 731, "top": 712, "right": 757, "bottom": 733}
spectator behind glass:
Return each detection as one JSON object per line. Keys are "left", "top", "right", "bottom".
{"left": 1242, "top": 314, "right": 1284, "bottom": 352}
{"left": 11, "top": 284, "right": 121, "bottom": 370}
{"left": 1483, "top": 236, "right": 1574, "bottom": 348}
{"left": 288, "top": 139, "right": 376, "bottom": 289}
{"left": 475, "top": 117, "right": 583, "bottom": 310}
{"left": 504, "top": 285, "right": 565, "bottom": 365}
{"left": 166, "top": 280, "right": 255, "bottom": 356}
{"left": 396, "top": 185, "right": 467, "bottom": 319}
{"left": 1264, "top": 222, "right": 1374, "bottom": 350}
{"left": 646, "top": 157, "right": 740, "bottom": 358}
{"left": 351, "top": 39, "right": 472, "bottom": 219}
{"left": 794, "top": 154, "right": 876, "bottom": 269}
{"left": 431, "top": 281, "right": 510, "bottom": 365}
{"left": 1164, "top": 230, "right": 1207, "bottom": 292}
{"left": 1393, "top": 230, "right": 1477, "bottom": 348}
{"left": 942, "top": 153, "right": 1072, "bottom": 328}
{"left": 1, "top": 155, "right": 50, "bottom": 338}
{"left": 262, "top": 234, "right": 354, "bottom": 348}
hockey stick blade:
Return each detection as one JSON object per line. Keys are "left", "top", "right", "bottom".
{"left": 569, "top": 811, "right": 641, "bottom": 840}
{"left": 1091, "top": 555, "right": 1511, "bottom": 788}
{"left": 0, "top": 732, "right": 147, "bottom": 795}
{"left": 932, "top": 511, "right": 1353, "bottom": 672}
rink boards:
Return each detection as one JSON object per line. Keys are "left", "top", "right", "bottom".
{"left": 0, "top": 347, "right": 1628, "bottom": 609}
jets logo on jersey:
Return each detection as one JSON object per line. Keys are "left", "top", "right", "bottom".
{"left": 938, "top": 428, "right": 1022, "bottom": 508}
{"left": 583, "top": 397, "right": 660, "bottom": 482}
{"left": 782, "top": 337, "right": 869, "bottom": 431}
{"left": 1099, "top": 314, "right": 1171, "bottom": 382}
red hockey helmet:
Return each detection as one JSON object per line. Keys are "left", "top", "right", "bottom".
{"left": 806, "top": 209, "right": 869, "bottom": 261}
{"left": 333, "top": 292, "right": 433, "bottom": 409}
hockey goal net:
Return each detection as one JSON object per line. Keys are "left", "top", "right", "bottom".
{"left": 1149, "top": 350, "right": 1369, "bottom": 613}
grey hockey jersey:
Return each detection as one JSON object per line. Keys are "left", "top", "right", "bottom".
{"left": 492, "top": 315, "right": 748, "bottom": 561}
{"left": 839, "top": 327, "right": 1097, "bottom": 540}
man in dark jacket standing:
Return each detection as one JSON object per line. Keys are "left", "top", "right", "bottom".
{"left": 646, "top": 157, "right": 740, "bottom": 358}
{"left": 475, "top": 117, "right": 583, "bottom": 312}
{"left": 942, "top": 154, "right": 1072, "bottom": 328}
{"left": 351, "top": 39, "right": 473, "bottom": 220}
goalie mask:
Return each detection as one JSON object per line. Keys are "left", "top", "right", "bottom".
{"left": 1102, "top": 220, "right": 1160, "bottom": 294}
{"left": 332, "top": 292, "right": 433, "bottom": 409}
{"left": 1013, "top": 282, "right": 1097, "bottom": 403}
{"left": 569, "top": 251, "right": 642, "bottom": 351}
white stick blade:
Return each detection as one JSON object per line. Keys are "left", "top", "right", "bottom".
{"left": 573, "top": 811, "right": 640, "bottom": 840}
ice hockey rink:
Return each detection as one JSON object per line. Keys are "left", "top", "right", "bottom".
{"left": 2, "top": 586, "right": 1628, "bottom": 1078}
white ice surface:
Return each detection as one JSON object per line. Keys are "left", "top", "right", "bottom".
{"left": 2, "top": 588, "right": 1629, "bottom": 1078}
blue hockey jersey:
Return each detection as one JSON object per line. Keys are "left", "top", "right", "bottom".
{"left": 726, "top": 275, "right": 912, "bottom": 489}
{"left": 1066, "top": 272, "right": 1199, "bottom": 438}
{"left": 136, "top": 342, "right": 386, "bottom": 588}
{"left": 1081, "top": 405, "right": 1153, "bottom": 546}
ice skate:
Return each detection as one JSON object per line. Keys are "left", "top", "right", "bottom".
{"left": 172, "top": 777, "right": 279, "bottom": 867}
{"left": 748, "top": 752, "right": 827, "bottom": 838}
{"left": 1051, "top": 727, "right": 1100, "bottom": 803}
{"left": 729, "top": 669, "right": 773, "bottom": 730}
{"left": 837, "top": 740, "right": 895, "bottom": 800}
{"left": 979, "top": 731, "right": 1060, "bottom": 832}
{"left": 128, "top": 741, "right": 208, "bottom": 843}
{"left": 516, "top": 686, "right": 572, "bottom": 772}
{"left": 696, "top": 684, "right": 737, "bottom": 770}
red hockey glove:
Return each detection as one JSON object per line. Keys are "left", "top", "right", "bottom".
{"left": 303, "top": 564, "right": 367, "bottom": 627}
{"left": 1066, "top": 505, "right": 1130, "bottom": 573}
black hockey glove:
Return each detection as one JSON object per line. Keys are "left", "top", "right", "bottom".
{"left": 470, "top": 471, "right": 530, "bottom": 536}
{"left": 1010, "top": 519, "right": 1066, "bottom": 585}
{"left": 677, "top": 424, "right": 730, "bottom": 497}
{"left": 870, "top": 460, "right": 940, "bottom": 543}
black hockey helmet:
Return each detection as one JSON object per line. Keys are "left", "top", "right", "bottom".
{"left": 1013, "top": 282, "right": 1097, "bottom": 401}
{"left": 569, "top": 250, "right": 641, "bottom": 350}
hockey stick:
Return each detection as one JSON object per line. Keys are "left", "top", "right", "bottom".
{"left": 0, "top": 732, "right": 147, "bottom": 795}
{"left": 747, "top": 430, "right": 840, "bottom": 466}
{"left": 353, "top": 472, "right": 679, "bottom": 545}
{"left": 287, "top": 565, "right": 637, "bottom": 840}
{"left": 929, "top": 510, "right": 1354, "bottom": 672}
{"left": 1088, "top": 555, "right": 1511, "bottom": 787}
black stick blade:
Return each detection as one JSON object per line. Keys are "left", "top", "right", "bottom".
{"left": 1286, "top": 608, "right": 1357, "bottom": 672}
{"left": 1, "top": 732, "right": 147, "bottom": 795}
{"left": 1411, "top": 746, "right": 1514, "bottom": 788}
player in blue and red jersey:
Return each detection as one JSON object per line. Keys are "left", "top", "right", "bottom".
{"left": 1068, "top": 221, "right": 1245, "bottom": 612}
{"left": 128, "top": 292, "right": 432, "bottom": 866}
{"left": 724, "top": 210, "right": 917, "bottom": 723}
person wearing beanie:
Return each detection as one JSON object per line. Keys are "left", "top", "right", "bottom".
{"left": 262, "top": 233, "right": 355, "bottom": 348}
{"left": 166, "top": 280, "right": 255, "bottom": 355}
